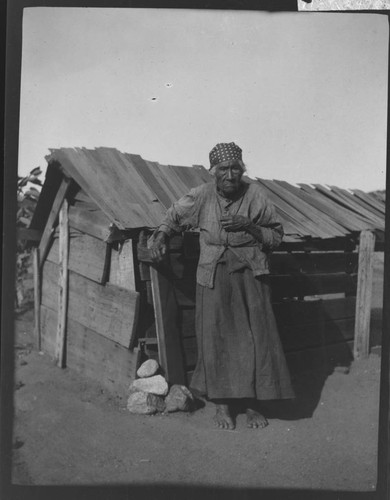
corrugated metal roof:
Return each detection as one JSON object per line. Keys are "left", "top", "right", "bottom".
{"left": 44, "top": 147, "right": 385, "bottom": 240}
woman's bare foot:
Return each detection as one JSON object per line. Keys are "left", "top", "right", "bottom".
{"left": 214, "top": 404, "right": 235, "bottom": 430}
{"left": 246, "top": 408, "right": 268, "bottom": 429}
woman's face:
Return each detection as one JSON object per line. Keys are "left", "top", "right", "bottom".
{"left": 214, "top": 162, "right": 244, "bottom": 197}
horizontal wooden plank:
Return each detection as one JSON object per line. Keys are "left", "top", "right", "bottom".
{"left": 41, "top": 260, "right": 139, "bottom": 348}
{"left": 280, "top": 237, "right": 358, "bottom": 253}
{"left": 174, "top": 273, "right": 357, "bottom": 305}
{"left": 137, "top": 234, "right": 359, "bottom": 274}
{"left": 270, "top": 252, "right": 358, "bottom": 275}
{"left": 269, "top": 273, "right": 358, "bottom": 299}
{"left": 272, "top": 297, "right": 356, "bottom": 326}
{"left": 46, "top": 232, "right": 107, "bottom": 283}
{"left": 40, "top": 304, "right": 139, "bottom": 400}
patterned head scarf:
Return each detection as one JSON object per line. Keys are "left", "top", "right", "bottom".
{"left": 209, "top": 142, "right": 243, "bottom": 168}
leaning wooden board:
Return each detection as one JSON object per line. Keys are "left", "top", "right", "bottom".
{"left": 41, "top": 259, "right": 139, "bottom": 348}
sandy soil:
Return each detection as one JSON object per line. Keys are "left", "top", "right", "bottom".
{"left": 9, "top": 253, "right": 384, "bottom": 494}
{"left": 11, "top": 308, "right": 380, "bottom": 492}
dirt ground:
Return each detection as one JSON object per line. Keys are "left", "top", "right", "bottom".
{"left": 9, "top": 254, "right": 384, "bottom": 494}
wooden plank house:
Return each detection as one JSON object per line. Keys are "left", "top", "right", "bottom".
{"left": 28, "top": 147, "right": 386, "bottom": 401}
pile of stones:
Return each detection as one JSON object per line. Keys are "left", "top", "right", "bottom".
{"left": 127, "top": 359, "right": 195, "bottom": 415}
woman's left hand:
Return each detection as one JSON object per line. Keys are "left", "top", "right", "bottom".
{"left": 220, "top": 215, "right": 251, "bottom": 232}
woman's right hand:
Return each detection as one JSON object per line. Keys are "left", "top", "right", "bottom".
{"left": 149, "top": 232, "right": 168, "bottom": 263}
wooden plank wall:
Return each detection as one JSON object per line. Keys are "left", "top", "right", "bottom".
{"left": 40, "top": 304, "right": 139, "bottom": 400}
{"left": 137, "top": 232, "right": 359, "bottom": 377}
{"left": 43, "top": 257, "right": 139, "bottom": 349}
{"left": 39, "top": 191, "right": 141, "bottom": 397}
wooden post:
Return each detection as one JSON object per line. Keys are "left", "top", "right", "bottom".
{"left": 118, "top": 240, "right": 137, "bottom": 349}
{"left": 150, "top": 264, "right": 186, "bottom": 385}
{"left": 39, "top": 177, "right": 72, "bottom": 268}
{"left": 55, "top": 199, "right": 69, "bottom": 368}
{"left": 353, "top": 230, "right": 376, "bottom": 360}
{"left": 33, "top": 247, "right": 41, "bottom": 351}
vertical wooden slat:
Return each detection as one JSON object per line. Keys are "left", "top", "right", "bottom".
{"left": 150, "top": 264, "right": 186, "bottom": 385}
{"left": 55, "top": 199, "right": 69, "bottom": 368}
{"left": 39, "top": 177, "right": 72, "bottom": 268}
{"left": 116, "top": 240, "right": 136, "bottom": 290}
{"left": 353, "top": 230, "right": 376, "bottom": 360}
{"left": 33, "top": 247, "right": 41, "bottom": 351}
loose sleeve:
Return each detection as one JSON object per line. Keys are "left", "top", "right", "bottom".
{"left": 253, "top": 199, "right": 284, "bottom": 251}
{"left": 158, "top": 188, "right": 200, "bottom": 236}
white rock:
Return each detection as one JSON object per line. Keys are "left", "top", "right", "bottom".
{"left": 130, "top": 375, "right": 168, "bottom": 396}
{"left": 137, "top": 359, "right": 160, "bottom": 378}
{"left": 127, "top": 391, "right": 165, "bottom": 414}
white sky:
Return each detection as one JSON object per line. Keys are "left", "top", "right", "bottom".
{"left": 19, "top": 9, "right": 388, "bottom": 191}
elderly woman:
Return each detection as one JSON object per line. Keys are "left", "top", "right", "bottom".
{"left": 150, "top": 142, "right": 294, "bottom": 430}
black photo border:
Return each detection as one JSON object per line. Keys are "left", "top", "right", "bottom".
{"left": 2, "top": 1, "right": 389, "bottom": 499}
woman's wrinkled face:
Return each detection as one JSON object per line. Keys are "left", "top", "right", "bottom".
{"left": 214, "top": 161, "right": 244, "bottom": 197}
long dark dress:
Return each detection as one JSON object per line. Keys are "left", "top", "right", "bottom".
{"left": 190, "top": 253, "right": 295, "bottom": 401}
